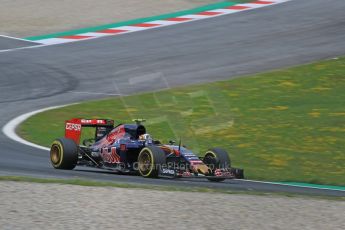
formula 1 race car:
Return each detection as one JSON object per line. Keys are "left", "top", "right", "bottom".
{"left": 50, "top": 118, "right": 244, "bottom": 181}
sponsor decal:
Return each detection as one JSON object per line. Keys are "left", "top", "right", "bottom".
{"left": 183, "top": 153, "right": 195, "bottom": 156}
{"left": 81, "top": 119, "right": 107, "bottom": 124}
{"left": 215, "top": 169, "right": 223, "bottom": 176}
{"left": 100, "top": 147, "right": 120, "bottom": 164}
{"left": 214, "top": 169, "right": 232, "bottom": 177}
{"left": 106, "top": 127, "right": 125, "bottom": 143}
{"left": 65, "top": 123, "right": 81, "bottom": 131}
{"left": 162, "top": 168, "right": 175, "bottom": 175}
{"left": 106, "top": 132, "right": 119, "bottom": 143}
{"left": 182, "top": 171, "right": 192, "bottom": 177}
{"left": 182, "top": 152, "right": 202, "bottom": 162}
{"left": 189, "top": 160, "right": 203, "bottom": 165}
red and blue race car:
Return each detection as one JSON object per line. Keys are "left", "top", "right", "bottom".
{"left": 50, "top": 118, "right": 244, "bottom": 181}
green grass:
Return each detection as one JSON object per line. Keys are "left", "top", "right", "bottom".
{"left": 19, "top": 57, "right": 345, "bottom": 186}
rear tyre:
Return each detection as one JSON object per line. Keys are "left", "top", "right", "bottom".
{"left": 203, "top": 148, "right": 231, "bottom": 182}
{"left": 138, "top": 146, "right": 166, "bottom": 178}
{"left": 50, "top": 138, "right": 78, "bottom": 170}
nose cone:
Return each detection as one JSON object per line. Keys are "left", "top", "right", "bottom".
{"left": 192, "top": 164, "right": 210, "bottom": 175}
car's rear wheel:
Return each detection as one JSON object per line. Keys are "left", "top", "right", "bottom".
{"left": 138, "top": 146, "right": 166, "bottom": 178}
{"left": 50, "top": 138, "right": 78, "bottom": 170}
{"left": 203, "top": 148, "right": 231, "bottom": 182}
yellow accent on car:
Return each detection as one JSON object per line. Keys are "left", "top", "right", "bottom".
{"left": 139, "top": 148, "right": 155, "bottom": 177}
{"left": 205, "top": 151, "right": 217, "bottom": 159}
{"left": 51, "top": 140, "right": 64, "bottom": 167}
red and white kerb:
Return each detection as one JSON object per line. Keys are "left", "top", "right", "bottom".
{"left": 35, "top": 0, "right": 291, "bottom": 45}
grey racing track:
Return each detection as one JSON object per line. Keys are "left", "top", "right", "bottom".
{"left": 1, "top": 0, "right": 344, "bottom": 196}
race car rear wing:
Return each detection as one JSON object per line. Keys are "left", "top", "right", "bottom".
{"left": 65, "top": 118, "right": 114, "bottom": 144}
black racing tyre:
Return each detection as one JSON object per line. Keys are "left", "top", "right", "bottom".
{"left": 203, "top": 148, "right": 231, "bottom": 182}
{"left": 138, "top": 146, "right": 166, "bottom": 178}
{"left": 50, "top": 138, "right": 78, "bottom": 170}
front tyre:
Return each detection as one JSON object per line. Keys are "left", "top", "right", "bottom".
{"left": 138, "top": 146, "right": 166, "bottom": 178}
{"left": 50, "top": 138, "right": 78, "bottom": 170}
{"left": 203, "top": 148, "right": 231, "bottom": 182}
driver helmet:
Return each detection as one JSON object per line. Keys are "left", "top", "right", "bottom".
{"left": 139, "top": 134, "right": 153, "bottom": 144}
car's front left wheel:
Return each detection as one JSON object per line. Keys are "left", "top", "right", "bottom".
{"left": 203, "top": 148, "right": 231, "bottom": 182}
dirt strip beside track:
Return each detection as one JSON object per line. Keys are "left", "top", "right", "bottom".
{"left": 0, "top": 182, "right": 344, "bottom": 230}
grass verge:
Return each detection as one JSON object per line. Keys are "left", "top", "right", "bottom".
{"left": 19, "top": 57, "right": 345, "bottom": 186}
{"left": 0, "top": 176, "right": 343, "bottom": 200}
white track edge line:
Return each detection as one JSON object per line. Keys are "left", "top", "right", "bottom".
{"left": 235, "top": 179, "right": 345, "bottom": 192}
{"left": 0, "top": 35, "right": 41, "bottom": 43}
{"left": 2, "top": 103, "right": 78, "bottom": 151}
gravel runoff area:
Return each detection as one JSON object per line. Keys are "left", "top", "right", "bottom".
{"left": 0, "top": 0, "right": 222, "bottom": 37}
{"left": 0, "top": 182, "right": 344, "bottom": 230}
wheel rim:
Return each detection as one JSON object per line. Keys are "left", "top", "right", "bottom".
{"left": 138, "top": 151, "right": 152, "bottom": 175}
{"left": 51, "top": 144, "right": 61, "bottom": 165}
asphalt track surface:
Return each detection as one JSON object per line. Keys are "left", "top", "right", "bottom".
{"left": 0, "top": 36, "right": 40, "bottom": 50}
{"left": 1, "top": 0, "right": 344, "bottom": 196}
